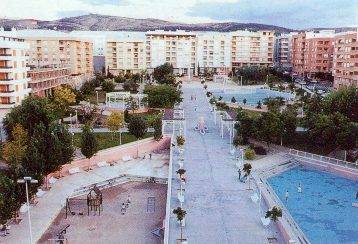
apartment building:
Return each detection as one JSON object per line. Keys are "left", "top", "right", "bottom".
{"left": 25, "top": 36, "right": 93, "bottom": 81}
{"left": 27, "top": 66, "right": 71, "bottom": 97}
{"left": 105, "top": 39, "right": 145, "bottom": 75}
{"left": 145, "top": 30, "right": 197, "bottom": 75}
{"left": 332, "top": 31, "right": 358, "bottom": 89}
{"left": 0, "top": 36, "right": 31, "bottom": 109}
{"left": 274, "top": 33, "right": 296, "bottom": 68}
{"left": 292, "top": 30, "right": 335, "bottom": 78}
{"left": 196, "top": 33, "right": 231, "bottom": 74}
{"left": 231, "top": 30, "right": 275, "bottom": 69}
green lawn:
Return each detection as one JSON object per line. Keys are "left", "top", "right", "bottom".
{"left": 73, "top": 132, "right": 153, "bottom": 151}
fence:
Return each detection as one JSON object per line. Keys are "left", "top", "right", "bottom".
{"left": 289, "top": 149, "right": 358, "bottom": 168}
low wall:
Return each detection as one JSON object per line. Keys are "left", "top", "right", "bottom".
{"left": 46, "top": 136, "right": 171, "bottom": 181}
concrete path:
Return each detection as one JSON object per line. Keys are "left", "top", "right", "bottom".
{"left": 2, "top": 154, "right": 168, "bottom": 244}
{"left": 169, "top": 82, "right": 282, "bottom": 243}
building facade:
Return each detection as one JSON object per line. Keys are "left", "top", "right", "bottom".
{"left": 0, "top": 36, "right": 31, "bottom": 109}
{"left": 27, "top": 66, "right": 71, "bottom": 97}
{"left": 145, "top": 30, "right": 197, "bottom": 75}
{"left": 291, "top": 30, "right": 335, "bottom": 78}
{"left": 333, "top": 31, "right": 358, "bottom": 89}
{"left": 274, "top": 33, "right": 295, "bottom": 69}
{"left": 196, "top": 33, "right": 231, "bottom": 74}
{"left": 105, "top": 40, "right": 145, "bottom": 75}
{"left": 25, "top": 36, "right": 93, "bottom": 82}
{"left": 231, "top": 30, "right": 275, "bottom": 69}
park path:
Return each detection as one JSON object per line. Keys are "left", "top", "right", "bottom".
{"left": 171, "top": 82, "right": 282, "bottom": 243}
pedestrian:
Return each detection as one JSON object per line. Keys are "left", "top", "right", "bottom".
{"left": 121, "top": 203, "right": 126, "bottom": 215}
{"left": 285, "top": 190, "right": 289, "bottom": 202}
{"left": 127, "top": 195, "right": 131, "bottom": 204}
{"left": 238, "top": 169, "right": 241, "bottom": 180}
{"left": 149, "top": 153, "right": 152, "bottom": 160}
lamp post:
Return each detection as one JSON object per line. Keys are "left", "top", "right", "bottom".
{"left": 17, "top": 176, "right": 38, "bottom": 244}
{"left": 96, "top": 91, "right": 99, "bottom": 104}
{"left": 75, "top": 110, "right": 78, "bottom": 125}
{"left": 70, "top": 113, "right": 72, "bottom": 128}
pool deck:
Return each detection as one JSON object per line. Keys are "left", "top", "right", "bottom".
{"left": 168, "top": 82, "right": 284, "bottom": 244}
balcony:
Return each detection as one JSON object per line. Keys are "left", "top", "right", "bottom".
{"left": 0, "top": 53, "right": 11, "bottom": 57}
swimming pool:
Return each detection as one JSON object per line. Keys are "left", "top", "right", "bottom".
{"left": 268, "top": 166, "right": 358, "bottom": 244}
{"left": 210, "top": 88, "right": 294, "bottom": 105}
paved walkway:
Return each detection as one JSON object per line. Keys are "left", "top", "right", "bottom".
{"left": 2, "top": 154, "right": 169, "bottom": 244}
{"left": 169, "top": 82, "right": 283, "bottom": 243}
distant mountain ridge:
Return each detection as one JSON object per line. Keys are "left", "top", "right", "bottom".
{"left": 0, "top": 14, "right": 294, "bottom": 32}
{"left": 0, "top": 14, "right": 355, "bottom": 33}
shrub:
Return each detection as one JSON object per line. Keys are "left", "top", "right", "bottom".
{"left": 101, "top": 79, "right": 115, "bottom": 92}
{"left": 244, "top": 148, "right": 256, "bottom": 160}
{"left": 253, "top": 145, "right": 267, "bottom": 155}
{"left": 176, "top": 135, "right": 185, "bottom": 146}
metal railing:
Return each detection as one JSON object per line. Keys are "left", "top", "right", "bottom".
{"left": 69, "top": 174, "right": 167, "bottom": 199}
{"left": 289, "top": 148, "right": 358, "bottom": 168}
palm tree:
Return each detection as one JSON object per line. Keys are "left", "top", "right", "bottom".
{"left": 176, "top": 169, "right": 186, "bottom": 179}
{"left": 231, "top": 97, "right": 237, "bottom": 103}
{"left": 173, "top": 207, "right": 187, "bottom": 241}
{"left": 243, "top": 98, "right": 247, "bottom": 105}
{"left": 256, "top": 100, "right": 262, "bottom": 109}
{"left": 176, "top": 135, "right": 185, "bottom": 147}
{"left": 265, "top": 206, "right": 282, "bottom": 222}
{"left": 243, "top": 163, "right": 252, "bottom": 189}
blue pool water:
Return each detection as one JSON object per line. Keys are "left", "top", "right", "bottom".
{"left": 211, "top": 88, "right": 294, "bottom": 105}
{"left": 268, "top": 166, "right": 358, "bottom": 244}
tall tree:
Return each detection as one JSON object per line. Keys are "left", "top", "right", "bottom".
{"left": 2, "top": 124, "right": 28, "bottom": 174}
{"left": 106, "top": 111, "right": 124, "bottom": 141}
{"left": 52, "top": 85, "right": 76, "bottom": 119}
{"left": 153, "top": 116, "right": 163, "bottom": 141}
{"left": 281, "top": 106, "right": 298, "bottom": 144}
{"left": 80, "top": 125, "right": 98, "bottom": 169}
{"left": 128, "top": 116, "right": 148, "bottom": 157}
{"left": 256, "top": 112, "right": 284, "bottom": 147}
{"left": 144, "top": 85, "right": 182, "bottom": 108}
{"left": 125, "top": 96, "right": 139, "bottom": 113}
{"left": 153, "top": 63, "right": 176, "bottom": 85}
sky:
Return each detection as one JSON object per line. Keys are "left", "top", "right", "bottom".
{"left": 0, "top": 0, "right": 357, "bottom": 29}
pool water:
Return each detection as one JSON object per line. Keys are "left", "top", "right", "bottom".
{"left": 268, "top": 166, "right": 358, "bottom": 244}
{"left": 211, "top": 88, "right": 294, "bottom": 105}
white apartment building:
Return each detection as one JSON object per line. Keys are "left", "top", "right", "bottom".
{"left": 105, "top": 39, "right": 145, "bottom": 75}
{"left": 0, "top": 36, "right": 31, "bottom": 109}
{"left": 231, "top": 30, "right": 275, "bottom": 69}
{"left": 196, "top": 32, "right": 231, "bottom": 73}
{"left": 274, "top": 33, "right": 296, "bottom": 68}
{"left": 145, "top": 30, "right": 197, "bottom": 75}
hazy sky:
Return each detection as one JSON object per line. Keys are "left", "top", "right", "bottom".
{"left": 1, "top": 0, "right": 357, "bottom": 29}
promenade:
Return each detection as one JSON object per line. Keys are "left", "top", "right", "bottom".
{"left": 169, "top": 82, "right": 283, "bottom": 243}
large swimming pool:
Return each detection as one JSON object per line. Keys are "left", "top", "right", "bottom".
{"left": 210, "top": 88, "right": 294, "bottom": 105}
{"left": 268, "top": 166, "right": 358, "bottom": 244}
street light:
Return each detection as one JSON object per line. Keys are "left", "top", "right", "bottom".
{"left": 17, "top": 176, "right": 38, "bottom": 244}
{"left": 70, "top": 113, "right": 72, "bottom": 128}
{"left": 96, "top": 91, "right": 99, "bottom": 104}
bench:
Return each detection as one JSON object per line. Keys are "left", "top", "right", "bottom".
{"left": 69, "top": 167, "right": 80, "bottom": 175}
{"left": 122, "top": 156, "right": 133, "bottom": 162}
{"left": 97, "top": 161, "right": 109, "bottom": 167}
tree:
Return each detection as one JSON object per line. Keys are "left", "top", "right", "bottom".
{"left": 3, "top": 96, "right": 54, "bottom": 138}
{"left": 231, "top": 97, "right": 237, "bottom": 103}
{"left": 176, "top": 135, "right": 185, "bottom": 146}
{"left": 263, "top": 97, "right": 285, "bottom": 112}
{"left": 243, "top": 162, "right": 252, "bottom": 189}
{"left": 0, "top": 173, "right": 22, "bottom": 225}
{"left": 256, "top": 112, "right": 284, "bottom": 147}
{"left": 173, "top": 207, "right": 187, "bottom": 241}
{"left": 153, "top": 63, "right": 176, "bottom": 85}
{"left": 125, "top": 96, "right": 139, "bottom": 113}
{"left": 235, "top": 108, "right": 256, "bottom": 144}
{"left": 243, "top": 98, "right": 247, "bottom": 105}
{"left": 114, "top": 75, "right": 126, "bottom": 83}
{"left": 106, "top": 111, "right": 124, "bottom": 141}
{"left": 128, "top": 116, "right": 147, "bottom": 157}
{"left": 80, "top": 125, "right": 98, "bottom": 170}
{"left": 52, "top": 85, "right": 76, "bottom": 119}
{"left": 281, "top": 106, "right": 298, "bottom": 145}
{"left": 153, "top": 116, "right": 163, "bottom": 141}
{"left": 101, "top": 79, "right": 115, "bottom": 92}
{"left": 244, "top": 149, "right": 256, "bottom": 160}
{"left": 265, "top": 206, "right": 282, "bottom": 222}
{"left": 2, "top": 124, "right": 28, "bottom": 174}
{"left": 256, "top": 100, "right": 262, "bottom": 109}
{"left": 144, "top": 85, "right": 182, "bottom": 108}
{"left": 123, "top": 80, "right": 139, "bottom": 92}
